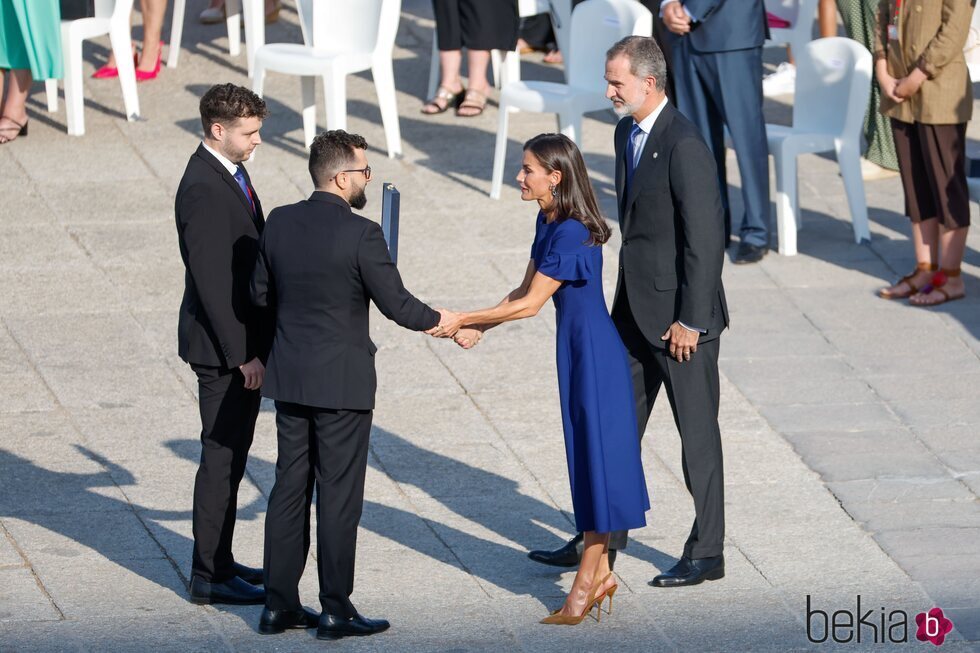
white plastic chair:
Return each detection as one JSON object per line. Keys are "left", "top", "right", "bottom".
{"left": 489, "top": 0, "right": 652, "bottom": 199}
{"left": 765, "top": 37, "right": 871, "bottom": 256}
{"left": 765, "top": 0, "right": 820, "bottom": 59}
{"left": 968, "top": 178, "right": 980, "bottom": 205}
{"left": 169, "top": 0, "right": 264, "bottom": 75}
{"left": 252, "top": 0, "right": 402, "bottom": 158}
{"left": 967, "top": 1, "right": 980, "bottom": 81}
{"left": 46, "top": 0, "right": 141, "bottom": 136}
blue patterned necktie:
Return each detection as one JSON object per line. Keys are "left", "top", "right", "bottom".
{"left": 624, "top": 123, "right": 642, "bottom": 196}
{"left": 233, "top": 166, "right": 255, "bottom": 214}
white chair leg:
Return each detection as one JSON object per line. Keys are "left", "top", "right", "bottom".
{"left": 490, "top": 99, "right": 510, "bottom": 200}
{"left": 243, "top": 0, "right": 264, "bottom": 77}
{"left": 63, "top": 26, "right": 85, "bottom": 136}
{"left": 110, "top": 25, "right": 141, "bottom": 121}
{"left": 372, "top": 61, "right": 401, "bottom": 158}
{"left": 323, "top": 69, "right": 347, "bottom": 131}
{"left": 427, "top": 31, "right": 440, "bottom": 100}
{"left": 558, "top": 112, "right": 582, "bottom": 145}
{"left": 301, "top": 76, "right": 316, "bottom": 148}
{"left": 252, "top": 62, "right": 265, "bottom": 96}
{"left": 168, "top": 0, "right": 185, "bottom": 68}
{"left": 772, "top": 148, "right": 798, "bottom": 256}
{"left": 226, "top": 0, "right": 242, "bottom": 57}
{"left": 45, "top": 79, "right": 58, "bottom": 112}
{"left": 500, "top": 49, "right": 520, "bottom": 87}
{"left": 490, "top": 49, "right": 503, "bottom": 89}
{"left": 836, "top": 139, "right": 871, "bottom": 244}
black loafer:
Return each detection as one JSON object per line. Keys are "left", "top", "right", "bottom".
{"left": 232, "top": 562, "right": 264, "bottom": 585}
{"left": 734, "top": 242, "right": 767, "bottom": 264}
{"left": 189, "top": 575, "right": 266, "bottom": 605}
{"left": 527, "top": 534, "right": 617, "bottom": 569}
{"left": 649, "top": 555, "right": 725, "bottom": 587}
{"left": 258, "top": 606, "right": 319, "bottom": 634}
{"left": 317, "top": 613, "right": 390, "bottom": 640}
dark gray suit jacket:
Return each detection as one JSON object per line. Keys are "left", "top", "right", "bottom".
{"left": 612, "top": 104, "right": 728, "bottom": 346}
{"left": 251, "top": 191, "right": 439, "bottom": 411}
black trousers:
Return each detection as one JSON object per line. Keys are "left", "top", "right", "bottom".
{"left": 263, "top": 402, "right": 372, "bottom": 618}
{"left": 608, "top": 290, "right": 725, "bottom": 559}
{"left": 190, "top": 364, "right": 261, "bottom": 582}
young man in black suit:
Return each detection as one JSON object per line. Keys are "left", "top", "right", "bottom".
{"left": 251, "top": 130, "right": 452, "bottom": 639}
{"left": 528, "top": 36, "right": 729, "bottom": 588}
{"left": 175, "top": 83, "right": 272, "bottom": 605}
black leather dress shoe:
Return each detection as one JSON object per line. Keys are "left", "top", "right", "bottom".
{"left": 231, "top": 562, "right": 264, "bottom": 585}
{"left": 317, "top": 613, "right": 390, "bottom": 640}
{"left": 734, "top": 242, "right": 767, "bottom": 264}
{"left": 189, "top": 575, "right": 266, "bottom": 605}
{"left": 527, "top": 534, "right": 617, "bottom": 569}
{"left": 649, "top": 555, "right": 725, "bottom": 587}
{"left": 258, "top": 606, "right": 319, "bottom": 634}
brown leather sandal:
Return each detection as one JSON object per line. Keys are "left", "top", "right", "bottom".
{"left": 878, "top": 262, "right": 937, "bottom": 299}
{"left": 421, "top": 86, "right": 464, "bottom": 115}
{"left": 456, "top": 88, "right": 488, "bottom": 118}
{"left": 910, "top": 268, "right": 966, "bottom": 307}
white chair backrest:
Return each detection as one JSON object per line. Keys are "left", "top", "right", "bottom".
{"left": 297, "top": 0, "right": 313, "bottom": 46}
{"left": 92, "top": 0, "right": 131, "bottom": 21}
{"left": 519, "top": 0, "right": 549, "bottom": 16}
{"left": 793, "top": 37, "right": 871, "bottom": 136}
{"left": 566, "top": 0, "right": 652, "bottom": 91}
{"left": 307, "top": 0, "right": 399, "bottom": 56}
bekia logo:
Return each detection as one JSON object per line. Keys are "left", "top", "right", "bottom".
{"left": 806, "top": 596, "right": 955, "bottom": 646}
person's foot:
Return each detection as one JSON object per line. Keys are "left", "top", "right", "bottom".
{"left": 516, "top": 38, "right": 537, "bottom": 54}
{"left": 543, "top": 49, "right": 563, "bottom": 65}
{"left": 137, "top": 41, "right": 163, "bottom": 73}
{"left": 909, "top": 269, "right": 966, "bottom": 307}
{"left": 734, "top": 242, "right": 767, "bottom": 264}
{"left": 859, "top": 158, "right": 900, "bottom": 181}
{"left": 456, "top": 87, "right": 489, "bottom": 118}
{"left": 421, "top": 84, "right": 464, "bottom": 115}
{"left": 649, "top": 555, "right": 725, "bottom": 587}
{"left": 878, "top": 265, "right": 935, "bottom": 300}
{"left": 265, "top": 0, "right": 280, "bottom": 23}
{"left": 762, "top": 62, "right": 796, "bottom": 97}
{"left": 231, "top": 562, "right": 263, "bottom": 585}
{"left": 189, "top": 575, "right": 266, "bottom": 605}
{"left": 0, "top": 115, "right": 28, "bottom": 144}
{"left": 317, "top": 613, "right": 390, "bottom": 639}
{"left": 258, "top": 606, "right": 319, "bottom": 634}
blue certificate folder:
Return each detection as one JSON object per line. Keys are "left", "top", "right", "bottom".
{"left": 381, "top": 184, "right": 400, "bottom": 265}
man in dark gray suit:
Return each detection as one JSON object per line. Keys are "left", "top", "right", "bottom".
{"left": 662, "top": 0, "right": 770, "bottom": 264}
{"left": 529, "top": 36, "right": 728, "bottom": 588}
{"left": 251, "top": 130, "right": 453, "bottom": 639}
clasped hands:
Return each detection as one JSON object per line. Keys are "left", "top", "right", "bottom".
{"left": 662, "top": 1, "right": 692, "bottom": 35}
{"left": 426, "top": 309, "right": 484, "bottom": 350}
{"left": 876, "top": 62, "right": 926, "bottom": 104}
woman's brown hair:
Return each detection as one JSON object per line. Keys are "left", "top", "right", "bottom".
{"left": 524, "top": 133, "right": 611, "bottom": 245}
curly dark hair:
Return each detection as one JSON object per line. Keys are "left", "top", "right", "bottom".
{"left": 199, "top": 83, "right": 269, "bottom": 135}
{"left": 309, "top": 130, "right": 369, "bottom": 186}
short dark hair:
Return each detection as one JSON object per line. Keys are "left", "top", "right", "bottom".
{"left": 199, "top": 83, "right": 269, "bottom": 135}
{"left": 309, "top": 130, "right": 368, "bottom": 186}
{"left": 606, "top": 36, "right": 668, "bottom": 92}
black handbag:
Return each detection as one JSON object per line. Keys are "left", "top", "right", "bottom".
{"left": 60, "top": 0, "right": 95, "bottom": 20}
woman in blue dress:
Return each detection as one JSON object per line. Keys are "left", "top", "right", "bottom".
{"left": 443, "top": 133, "right": 649, "bottom": 624}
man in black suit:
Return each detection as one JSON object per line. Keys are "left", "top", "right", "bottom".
{"left": 528, "top": 36, "right": 728, "bottom": 587}
{"left": 662, "top": 0, "right": 770, "bottom": 264}
{"left": 175, "top": 83, "right": 271, "bottom": 605}
{"left": 252, "top": 130, "right": 451, "bottom": 639}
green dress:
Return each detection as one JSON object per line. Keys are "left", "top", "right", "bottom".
{"left": 0, "top": 0, "right": 63, "bottom": 79}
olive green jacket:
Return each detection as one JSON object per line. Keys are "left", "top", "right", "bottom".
{"left": 873, "top": 0, "right": 974, "bottom": 124}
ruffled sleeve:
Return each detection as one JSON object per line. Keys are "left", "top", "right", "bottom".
{"left": 535, "top": 219, "right": 598, "bottom": 282}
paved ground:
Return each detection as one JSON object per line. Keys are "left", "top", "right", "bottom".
{"left": 1, "top": 1, "right": 979, "bottom": 651}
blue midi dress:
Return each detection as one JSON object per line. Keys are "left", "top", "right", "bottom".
{"left": 531, "top": 213, "right": 650, "bottom": 534}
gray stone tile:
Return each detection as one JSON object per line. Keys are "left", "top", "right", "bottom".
{"left": 756, "top": 402, "right": 903, "bottom": 435}
{"left": 0, "top": 567, "right": 61, "bottom": 623}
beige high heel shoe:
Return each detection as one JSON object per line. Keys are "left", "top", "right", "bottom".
{"left": 540, "top": 573, "right": 610, "bottom": 625}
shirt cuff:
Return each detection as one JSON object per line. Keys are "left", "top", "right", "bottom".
{"left": 679, "top": 321, "right": 706, "bottom": 334}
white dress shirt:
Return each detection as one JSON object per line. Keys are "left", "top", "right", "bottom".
{"left": 201, "top": 141, "right": 239, "bottom": 176}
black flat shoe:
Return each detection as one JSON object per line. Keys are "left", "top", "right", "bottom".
{"left": 734, "top": 242, "right": 767, "bottom": 265}
{"left": 649, "top": 555, "right": 724, "bottom": 587}
{"left": 189, "top": 575, "right": 266, "bottom": 605}
{"left": 317, "top": 612, "right": 390, "bottom": 640}
{"left": 258, "top": 606, "right": 319, "bottom": 634}
{"left": 527, "top": 534, "right": 617, "bottom": 569}
{"left": 231, "top": 562, "right": 264, "bottom": 585}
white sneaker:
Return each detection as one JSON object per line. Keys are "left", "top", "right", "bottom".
{"left": 860, "top": 157, "right": 900, "bottom": 181}
{"left": 763, "top": 62, "right": 796, "bottom": 97}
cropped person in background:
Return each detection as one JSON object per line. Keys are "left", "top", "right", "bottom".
{"left": 0, "top": 0, "right": 62, "bottom": 144}
{"left": 875, "top": 0, "right": 973, "bottom": 306}
{"left": 763, "top": 0, "right": 838, "bottom": 96}
{"left": 92, "top": 0, "right": 168, "bottom": 82}
{"left": 199, "top": 0, "right": 281, "bottom": 25}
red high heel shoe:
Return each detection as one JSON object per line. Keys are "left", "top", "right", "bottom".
{"left": 92, "top": 51, "right": 138, "bottom": 79}
{"left": 135, "top": 43, "right": 164, "bottom": 82}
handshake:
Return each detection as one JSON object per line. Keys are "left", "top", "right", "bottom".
{"left": 425, "top": 308, "right": 484, "bottom": 350}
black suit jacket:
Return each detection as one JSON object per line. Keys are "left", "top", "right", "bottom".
{"left": 175, "top": 144, "right": 273, "bottom": 369}
{"left": 612, "top": 103, "right": 728, "bottom": 346}
{"left": 251, "top": 191, "right": 440, "bottom": 411}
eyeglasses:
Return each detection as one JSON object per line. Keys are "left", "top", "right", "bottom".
{"left": 338, "top": 166, "right": 371, "bottom": 180}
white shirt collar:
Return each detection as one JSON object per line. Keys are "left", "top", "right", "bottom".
{"left": 201, "top": 141, "right": 240, "bottom": 176}
{"left": 633, "top": 95, "right": 669, "bottom": 135}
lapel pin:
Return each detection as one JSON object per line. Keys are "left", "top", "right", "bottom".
{"left": 652, "top": 152, "right": 658, "bottom": 159}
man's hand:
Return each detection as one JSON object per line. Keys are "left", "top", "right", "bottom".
{"left": 454, "top": 327, "right": 483, "bottom": 350}
{"left": 662, "top": 1, "right": 691, "bottom": 35}
{"left": 660, "top": 322, "right": 699, "bottom": 362}
{"left": 426, "top": 308, "right": 463, "bottom": 338}
{"left": 239, "top": 357, "right": 265, "bottom": 390}
{"left": 894, "top": 67, "right": 927, "bottom": 100}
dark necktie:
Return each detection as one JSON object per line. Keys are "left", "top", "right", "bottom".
{"left": 233, "top": 166, "right": 256, "bottom": 215}
{"left": 624, "top": 123, "right": 642, "bottom": 198}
